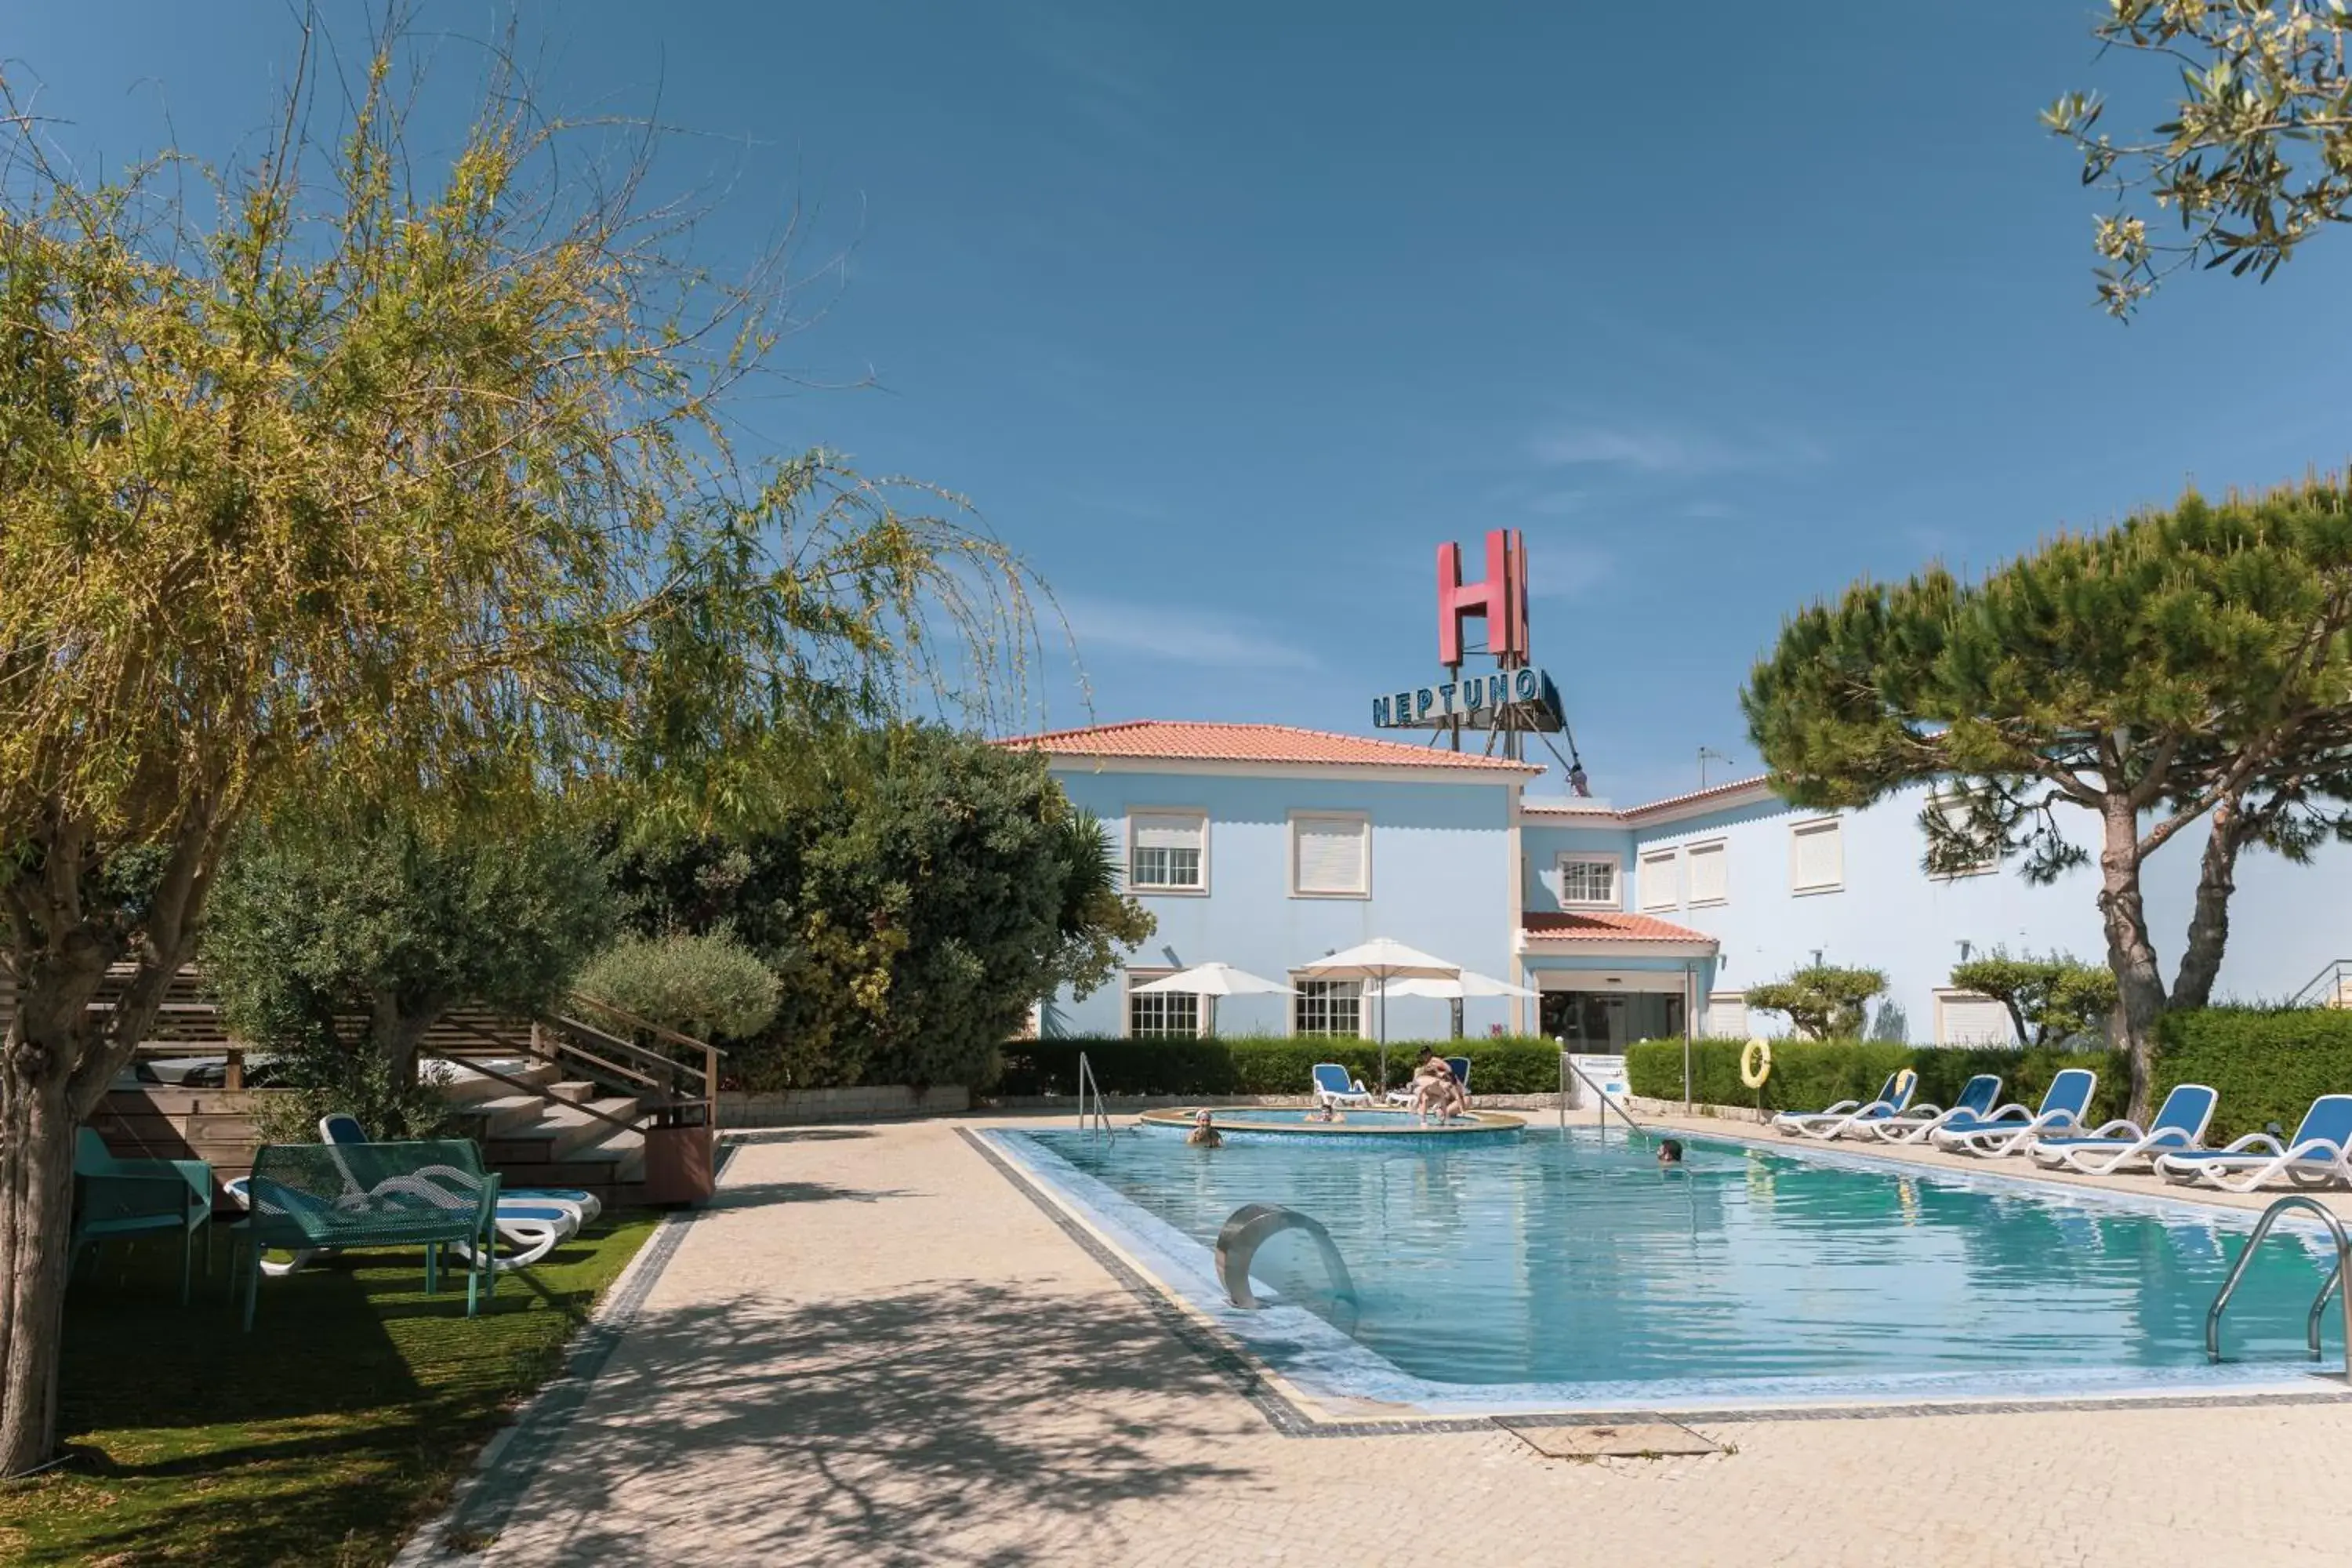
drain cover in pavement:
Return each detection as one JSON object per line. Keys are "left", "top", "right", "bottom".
{"left": 1507, "top": 1421, "right": 1721, "bottom": 1459}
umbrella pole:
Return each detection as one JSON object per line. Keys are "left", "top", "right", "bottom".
{"left": 1377, "top": 972, "right": 1389, "bottom": 1092}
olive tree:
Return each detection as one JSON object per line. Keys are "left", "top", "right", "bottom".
{"left": 1744, "top": 478, "right": 2352, "bottom": 1119}
{"left": 1745, "top": 965, "right": 1888, "bottom": 1041}
{"left": 1948, "top": 951, "right": 2118, "bottom": 1049}
{"left": 201, "top": 809, "right": 615, "bottom": 1090}
{"left": 0, "top": 27, "right": 1038, "bottom": 1473}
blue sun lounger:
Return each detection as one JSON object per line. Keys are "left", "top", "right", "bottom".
{"left": 2030, "top": 1083, "right": 2218, "bottom": 1174}
{"left": 1313, "top": 1063, "right": 1374, "bottom": 1109}
{"left": 1772, "top": 1069, "right": 1917, "bottom": 1141}
{"left": 1932, "top": 1067, "right": 2098, "bottom": 1156}
{"left": 1865, "top": 1073, "right": 2003, "bottom": 1145}
{"left": 2155, "top": 1094, "right": 2352, "bottom": 1193}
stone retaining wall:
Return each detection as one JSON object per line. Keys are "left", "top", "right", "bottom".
{"left": 718, "top": 1084, "right": 970, "bottom": 1127}
{"left": 1626, "top": 1094, "right": 1767, "bottom": 1124}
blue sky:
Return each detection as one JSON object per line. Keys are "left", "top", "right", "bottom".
{"left": 15, "top": 4, "right": 2352, "bottom": 805}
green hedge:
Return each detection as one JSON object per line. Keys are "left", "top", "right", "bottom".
{"left": 995, "top": 1036, "right": 1566, "bottom": 1098}
{"left": 1624, "top": 1037, "right": 2129, "bottom": 1124}
{"left": 2153, "top": 1007, "right": 2352, "bottom": 1143}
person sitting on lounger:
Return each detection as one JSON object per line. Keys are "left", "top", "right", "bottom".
{"left": 1410, "top": 1050, "right": 1467, "bottom": 1123}
{"left": 1187, "top": 1109, "right": 1223, "bottom": 1147}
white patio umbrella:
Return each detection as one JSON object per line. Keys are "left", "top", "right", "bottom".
{"left": 1131, "top": 962, "right": 1294, "bottom": 1034}
{"left": 1362, "top": 971, "right": 1537, "bottom": 1001}
{"left": 1296, "top": 938, "right": 1461, "bottom": 1090}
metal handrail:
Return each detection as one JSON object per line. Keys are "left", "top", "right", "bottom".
{"left": 2205, "top": 1194, "right": 2352, "bottom": 1373}
{"left": 1559, "top": 1049, "right": 1653, "bottom": 1143}
{"left": 2290, "top": 959, "right": 2352, "bottom": 1010}
{"left": 1076, "top": 1051, "right": 1112, "bottom": 1136}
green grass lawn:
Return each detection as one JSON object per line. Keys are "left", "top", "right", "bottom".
{"left": 2, "top": 1213, "right": 655, "bottom": 1566}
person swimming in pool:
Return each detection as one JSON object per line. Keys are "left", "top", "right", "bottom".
{"left": 1304, "top": 1104, "right": 1346, "bottom": 1124}
{"left": 1187, "top": 1109, "right": 1223, "bottom": 1147}
{"left": 1657, "top": 1138, "right": 1685, "bottom": 1166}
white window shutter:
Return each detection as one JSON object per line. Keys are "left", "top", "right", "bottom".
{"left": 1133, "top": 814, "right": 1203, "bottom": 851}
{"left": 1703, "top": 991, "right": 1748, "bottom": 1036}
{"left": 1296, "top": 818, "right": 1368, "bottom": 895}
{"left": 1940, "top": 993, "right": 2014, "bottom": 1045}
{"left": 1641, "top": 850, "right": 1679, "bottom": 911}
{"left": 1687, "top": 842, "right": 1727, "bottom": 905}
{"left": 1792, "top": 821, "right": 1842, "bottom": 891}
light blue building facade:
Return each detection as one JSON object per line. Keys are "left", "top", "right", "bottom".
{"left": 1019, "top": 720, "right": 2351, "bottom": 1049}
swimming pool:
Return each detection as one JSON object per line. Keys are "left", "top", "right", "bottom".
{"left": 985, "top": 1123, "right": 2348, "bottom": 1415}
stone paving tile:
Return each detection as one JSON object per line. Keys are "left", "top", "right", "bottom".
{"left": 455, "top": 1117, "right": 2352, "bottom": 1568}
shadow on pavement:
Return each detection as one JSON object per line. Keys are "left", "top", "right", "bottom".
{"left": 490, "top": 1276, "right": 1255, "bottom": 1566}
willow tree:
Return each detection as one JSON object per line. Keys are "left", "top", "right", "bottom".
{"left": 1744, "top": 479, "right": 2352, "bottom": 1119}
{"left": 2045, "top": 2, "right": 2352, "bottom": 315}
{"left": 0, "top": 29, "right": 1039, "bottom": 1473}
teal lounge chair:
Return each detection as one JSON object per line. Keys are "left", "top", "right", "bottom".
{"left": 71, "top": 1128, "right": 212, "bottom": 1304}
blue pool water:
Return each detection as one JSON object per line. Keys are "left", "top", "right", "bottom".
{"left": 993, "top": 1124, "right": 2345, "bottom": 1411}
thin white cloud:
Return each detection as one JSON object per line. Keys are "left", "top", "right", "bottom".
{"left": 1058, "top": 593, "right": 1320, "bottom": 670}
{"left": 1528, "top": 546, "right": 1613, "bottom": 601}
{"left": 1526, "top": 423, "right": 1827, "bottom": 477}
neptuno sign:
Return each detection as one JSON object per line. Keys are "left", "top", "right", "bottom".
{"left": 1370, "top": 666, "right": 1563, "bottom": 731}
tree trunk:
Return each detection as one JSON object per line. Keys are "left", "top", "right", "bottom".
{"left": 2096, "top": 799, "right": 2167, "bottom": 1123}
{"left": 2172, "top": 797, "right": 2249, "bottom": 1013}
{"left": 0, "top": 938, "right": 114, "bottom": 1478}
{"left": 0, "top": 797, "right": 225, "bottom": 1475}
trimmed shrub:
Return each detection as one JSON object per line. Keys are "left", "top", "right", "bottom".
{"left": 995, "top": 1036, "right": 1566, "bottom": 1098}
{"left": 2154, "top": 1007, "right": 2352, "bottom": 1143}
{"left": 1625, "top": 1037, "right": 2128, "bottom": 1123}
{"left": 576, "top": 931, "right": 782, "bottom": 1042}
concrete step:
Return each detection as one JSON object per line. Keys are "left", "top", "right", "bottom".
{"left": 425, "top": 1058, "right": 556, "bottom": 1105}
{"left": 471, "top": 1093, "right": 567, "bottom": 1138}
{"left": 546, "top": 1080, "right": 599, "bottom": 1105}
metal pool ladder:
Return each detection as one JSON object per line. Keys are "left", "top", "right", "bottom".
{"left": 1075, "top": 1051, "right": 1112, "bottom": 1137}
{"left": 1559, "top": 1049, "right": 1654, "bottom": 1145}
{"left": 2205, "top": 1194, "right": 2352, "bottom": 1374}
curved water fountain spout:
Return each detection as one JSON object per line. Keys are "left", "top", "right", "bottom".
{"left": 1214, "top": 1202, "right": 1359, "bottom": 1331}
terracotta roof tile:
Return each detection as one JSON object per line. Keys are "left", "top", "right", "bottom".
{"left": 996, "top": 720, "right": 1539, "bottom": 773}
{"left": 1523, "top": 910, "right": 1715, "bottom": 943}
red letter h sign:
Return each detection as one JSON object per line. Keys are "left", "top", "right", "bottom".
{"left": 1436, "top": 528, "right": 1528, "bottom": 666}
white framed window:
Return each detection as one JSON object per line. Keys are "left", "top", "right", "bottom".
{"left": 1126, "top": 973, "right": 1203, "bottom": 1038}
{"left": 1935, "top": 989, "right": 2014, "bottom": 1046}
{"left": 1290, "top": 812, "right": 1370, "bottom": 898}
{"left": 1928, "top": 792, "right": 1997, "bottom": 878}
{"left": 1557, "top": 853, "right": 1620, "bottom": 908}
{"left": 1640, "top": 848, "right": 1681, "bottom": 911}
{"left": 1686, "top": 840, "right": 1729, "bottom": 906}
{"left": 1790, "top": 818, "right": 1844, "bottom": 895}
{"left": 1293, "top": 978, "right": 1363, "bottom": 1037}
{"left": 1129, "top": 810, "right": 1207, "bottom": 892}
{"left": 1702, "top": 990, "right": 1748, "bottom": 1037}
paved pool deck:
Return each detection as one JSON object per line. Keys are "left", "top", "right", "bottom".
{"left": 420, "top": 1112, "right": 2352, "bottom": 1568}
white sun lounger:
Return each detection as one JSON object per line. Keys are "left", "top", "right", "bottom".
{"left": 1771, "top": 1069, "right": 1918, "bottom": 1142}
{"left": 1864, "top": 1073, "right": 2004, "bottom": 1145}
{"left": 1932, "top": 1067, "right": 2099, "bottom": 1156}
{"left": 2154, "top": 1094, "right": 2352, "bottom": 1193}
{"left": 2030, "top": 1083, "right": 2218, "bottom": 1175}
